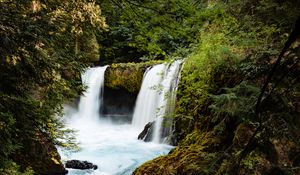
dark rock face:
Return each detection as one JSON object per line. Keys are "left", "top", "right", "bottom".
{"left": 13, "top": 131, "right": 68, "bottom": 175}
{"left": 102, "top": 86, "right": 137, "bottom": 123}
{"left": 65, "top": 160, "right": 98, "bottom": 170}
{"left": 138, "top": 122, "right": 154, "bottom": 141}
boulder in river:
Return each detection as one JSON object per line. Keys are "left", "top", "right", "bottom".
{"left": 138, "top": 122, "right": 154, "bottom": 141}
{"left": 65, "top": 160, "right": 98, "bottom": 170}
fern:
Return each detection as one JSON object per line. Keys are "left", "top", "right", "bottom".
{"left": 209, "top": 82, "right": 260, "bottom": 122}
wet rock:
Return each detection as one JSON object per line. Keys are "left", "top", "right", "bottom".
{"left": 138, "top": 122, "right": 154, "bottom": 141}
{"left": 138, "top": 119, "right": 175, "bottom": 144}
{"left": 102, "top": 86, "right": 138, "bottom": 122}
{"left": 65, "top": 160, "right": 98, "bottom": 170}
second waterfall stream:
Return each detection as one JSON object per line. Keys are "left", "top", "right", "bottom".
{"left": 132, "top": 60, "right": 183, "bottom": 143}
{"left": 61, "top": 60, "right": 182, "bottom": 175}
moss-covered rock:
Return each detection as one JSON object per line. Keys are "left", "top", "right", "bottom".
{"left": 13, "top": 131, "right": 67, "bottom": 175}
{"left": 133, "top": 130, "right": 224, "bottom": 175}
{"left": 105, "top": 60, "right": 164, "bottom": 93}
{"left": 134, "top": 122, "right": 299, "bottom": 175}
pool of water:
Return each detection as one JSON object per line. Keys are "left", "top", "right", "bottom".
{"left": 60, "top": 113, "right": 172, "bottom": 175}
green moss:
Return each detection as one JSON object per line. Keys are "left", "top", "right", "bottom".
{"left": 133, "top": 140, "right": 218, "bottom": 175}
{"left": 105, "top": 60, "right": 165, "bottom": 93}
{"left": 134, "top": 129, "right": 227, "bottom": 175}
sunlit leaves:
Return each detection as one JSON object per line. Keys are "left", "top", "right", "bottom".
{"left": 50, "top": 0, "right": 107, "bottom": 36}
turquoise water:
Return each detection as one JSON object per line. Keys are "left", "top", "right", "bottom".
{"left": 60, "top": 117, "right": 172, "bottom": 175}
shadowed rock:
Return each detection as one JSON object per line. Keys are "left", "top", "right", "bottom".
{"left": 65, "top": 160, "right": 98, "bottom": 170}
{"left": 138, "top": 122, "right": 154, "bottom": 141}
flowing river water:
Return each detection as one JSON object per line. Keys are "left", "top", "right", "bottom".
{"left": 61, "top": 61, "right": 182, "bottom": 175}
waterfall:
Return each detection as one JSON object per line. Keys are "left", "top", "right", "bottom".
{"left": 131, "top": 64, "right": 166, "bottom": 130}
{"left": 78, "top": 66, "right": 108, "bottom": 121}
{"left": 152, "top": 60, "right": 182, "bottom": 143}
{"left": 131, "top": 60, "right": 182, "bottom": 143}
{"left": 62, "top": 65, "right": 173, "bottom": 175}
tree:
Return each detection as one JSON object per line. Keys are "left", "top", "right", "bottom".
{"left": 0, "top": 0, "right": 106, "bottom": 173}
{"left": 97, "top": 0, "right": 204, "bottom": 63}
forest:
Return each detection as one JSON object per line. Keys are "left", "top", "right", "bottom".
{"left": 0, "top": 0, "right": 299, "bottom": 175}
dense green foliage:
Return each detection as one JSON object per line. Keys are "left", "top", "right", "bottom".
{"left": 134, "top": 0, "right": 300, "bottom": 175}
{"left": 97, "top": 0, "right": 205, "bottom": 63}
{"left": 0, "top": 161, "right": 33, "bottom": 175}
{"left": 0, "top": 0, "right": 106, "bottom": 173}
{"left": 0, "top": 0, "right": 299, "bottom": 174}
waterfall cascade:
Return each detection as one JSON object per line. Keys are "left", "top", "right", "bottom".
{"left": 131, "top": 60, "right": 183, "bottom": 143}
{"left": 78, "top": 66, "right": 108, "bottom": 121}
{"left": 152, "top": 60, "right": 182, "bottom": 143}
{"left": 131, "top": 64, "right": 166, "bottom": 130}
{"left": 62, "top": 66, "right": 172, "bottom": 175}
